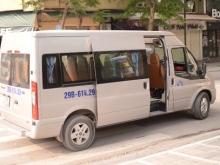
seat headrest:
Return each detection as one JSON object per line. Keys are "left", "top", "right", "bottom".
{"left": 150, "top": 53, "right": 160, "bottom": 64}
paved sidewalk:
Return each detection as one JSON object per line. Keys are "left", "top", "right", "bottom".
{"left": 118, "top": 130, "right": 220, "bottom": 165}
{"left": 87, "top": 129, "right": 220, "bottom": 165}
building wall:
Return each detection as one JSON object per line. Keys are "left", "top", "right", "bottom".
{"left": 173, "top": 30, "right": 202, "bottom": 60}
{"left": 0, "top": 0, "right": 23, "bottom": 11}
{"left": 0, "top": 0, "right": 127, "bottom": 12}
{"left": 37, "top": 13, "right": 99, "bottom": 30}
{"left": 43, "top": 0, "right": 127, "bottom": 10}
{"left": 0, "top": 0, "right": 35, "bottom": 12}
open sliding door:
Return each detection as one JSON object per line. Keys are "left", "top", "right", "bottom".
{"left": 91, "top": 34, "right": 151, "bottom": 127}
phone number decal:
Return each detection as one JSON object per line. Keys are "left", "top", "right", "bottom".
{"left": 7, "top": 86, "right": 22, "bottom": 95}
{"left": 64, "top": 89, "right": 95, "bottom": 99}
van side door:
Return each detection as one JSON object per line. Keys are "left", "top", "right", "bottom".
{"left": 169, "top": 46, "right": 202, "bottom": 111}
{"left": 91, "top": 35, "right": 150, "bottom": 127}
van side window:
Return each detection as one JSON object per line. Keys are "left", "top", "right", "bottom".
{"left": 171, "top": 47, "right": 199, "bottom": 79}
{"left": 42, "top": 53, "right": 95, "bottom": 89}
{"left": 95, "top": 50, "right": 147, "bottom": 83}
{"left": 0, "top": 53, "right": 30, "bottom": 89}
{"left": 42, "top": 54, "right": 61, "bottom": 89}
{"left": 61, "top": 54, "right": 94, "bottom": 83}
{"left": 185, "top": 50, "right": 198, "bottom": 76}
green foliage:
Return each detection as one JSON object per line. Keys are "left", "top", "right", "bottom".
{"left": 23, "top": 0, "right": 109, "bottom": 28}
{"left": 91, "top": 10, "right": 111, "bottom": 23}
{"left": 23, "top": 0, "right": 44, "bottom": 12}
{"left": 23, "top": 0, "right": 108, "bottom": 28}
{"left": 213, "top": 0, "right": 220, "bottom": 10}
{"left": 113, "top": 0, "right": 187, "bottom": 30}
{"left": 67, "top": 0, "right": 99, "bottom": 17}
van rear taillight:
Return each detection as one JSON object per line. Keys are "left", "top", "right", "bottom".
{"left": 32, "top": 81, "right": 39, "bottom": 120}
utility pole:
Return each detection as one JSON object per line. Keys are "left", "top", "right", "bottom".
{"left": 184, "top": 0, "right": 187, "bottom": 46}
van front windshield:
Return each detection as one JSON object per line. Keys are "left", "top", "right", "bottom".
{"left": 0, "top": 53, "right": 30, "bottom": 89}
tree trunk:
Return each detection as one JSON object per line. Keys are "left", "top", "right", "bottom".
{"left": 61, "top": 3, "right": 70, "bottom": 30}
{"left": 147, "top": 0, "right": 155, "bottom": 31}
{"left": 76, "top": 15, "right": 83, "bottom": 30}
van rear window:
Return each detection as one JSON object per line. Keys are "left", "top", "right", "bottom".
{"left": 0, "top": 53, "right": 30, "bottom": 89}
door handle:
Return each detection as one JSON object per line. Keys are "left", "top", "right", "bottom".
{"left": 172, "top": 78, "right": 175, "bottom": 85}
{"left": 143, "top": 82, "right": 147, "bottom": 89}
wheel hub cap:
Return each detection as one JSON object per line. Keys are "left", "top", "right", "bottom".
{"left": 201, "top": 97, "right": 208, "bottom": 115}
{"left": 71, "top": 123, "right": 90, "bottom": 145}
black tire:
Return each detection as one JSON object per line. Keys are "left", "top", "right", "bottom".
{"left": 193, "top": 92, "right": 210, "bottom": 120}
{"left": 62, "top": 115, "right": 95, "bottom": 151}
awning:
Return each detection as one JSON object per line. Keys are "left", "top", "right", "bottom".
{"left": 0, "top": 11, "right": 36, "bottom": 28}
{"left": 178, "top": 14, "right": 219, "bottom": 21}
{"left": 129, "top": 13, "right": 219, "bottom": 22}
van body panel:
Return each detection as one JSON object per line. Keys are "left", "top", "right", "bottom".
{"left": 39, "top": 85, "right": 96, "bottom": 119}
{"left": 0, "top": 33, "right": 34, "bottom": 131}
{"left": 172, "top": 77, "right": 202, "bottom": 111}
{"left": 92, "top": 34, "right": 150, "bottom": 126}
{"left": 0, "top": 30, "right": 216, "bottom": 142}
{"left": 96, "top": 79, "right": 150, "bottom": 127}
{"left": 38, "top": 37, "right": 92, "bottom": 54}
{"left": 38, "top": 37, "right": 96, "bottom": 120}
{"left": 200, "top": 72, "right": 216, "bottom": 104}
{"left": 164, "top": 35, "right": 185, "bottom": 47}
{"left": 91, "top": 35, "right": 145, "bottom": 51}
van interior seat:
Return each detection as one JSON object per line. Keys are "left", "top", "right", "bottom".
{"left": 138, "top": 54, "right": 144, "bottom": 76}
{"left": 77, "top": 56, "right": 89, "bottom": 80}
{"left": 88, "top": 57, "right": 95, "bottom": 80}
{"left": 148, "top": 53, "right": 165, "bottom": 89}
{"left": 67, "top": 56, "right": 78, "bottom": 81}
{"left": 102, "top": 55, "right": 114, "bottom": 78}
{"left": 23, "top": 60, "right": 29, "bottom": 83}
{"left": 14, "top": 59, "right": 21, "bottom": 84}
{"left": 62, "top": 61, "right": 71, "bottom": 82}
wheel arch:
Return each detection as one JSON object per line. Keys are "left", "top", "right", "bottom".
{"left": 189, "top": 89, "right": 211, "bottom": 114}
{"left": 56, "top": 109, "right": 96, "bottom": 143}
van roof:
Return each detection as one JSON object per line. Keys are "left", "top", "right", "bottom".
{"left": 13, "top": 30, "right": 174, "bottom": 37}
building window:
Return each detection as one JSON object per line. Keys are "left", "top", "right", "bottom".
{"left": 203, "top": 30, "right": 220, "bottom": 59}
{"left": 183, "top": 0, "right": 204, "bottom": 13}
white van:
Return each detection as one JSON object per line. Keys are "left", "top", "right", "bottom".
{"left": 0, "top": 30, "right": 216, "bottom": 151}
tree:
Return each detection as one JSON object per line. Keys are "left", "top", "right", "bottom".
{"left": 23, "top": 0, "right": 108, "bottom": 30}
{"left": 213, "top": 0, "right": 220, "bottom": 11}
{"left": 115, "top": 0, "right": 187, "bottom": 30}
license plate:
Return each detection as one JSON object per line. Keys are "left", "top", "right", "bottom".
{"left": 1, "top": 95, "right": 10, "bottom": 107}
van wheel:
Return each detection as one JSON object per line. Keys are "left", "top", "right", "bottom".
{"left": 193, "top": 92, "right": 210, "bottom": 120}
{"left": 62, "top": 115, "right": 95, "bottom": 151}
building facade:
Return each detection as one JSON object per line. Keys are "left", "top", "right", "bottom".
{"left": 205, "top": 0, "right": 220, "bottom": 60}
{"left": 159, "top": 0, "right": 219, "bottom": 60}
{"left": 1, "top": 0, "right": 220, "bottom": 61}
{"left": 0, "top": 0, "right": 127, "bottom": 33}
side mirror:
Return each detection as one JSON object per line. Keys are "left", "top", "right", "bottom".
{"left": 198, "top": 63, "right": 206, "bottom": 77}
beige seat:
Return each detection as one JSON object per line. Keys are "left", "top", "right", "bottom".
{"left": 102, "top": 55, "right": 114, "bottom": 78}
{"left": 148, "top": 53, "right": 165, "bottom": 89}
{"left": 138, "top": 54, "right": 144, "bottom": 76}
{"left": 23, "top": 59, "right": 29, "bottom": 83}
{"left": 62, "top": 62, "right": 71, "bottom": 82}
{"left": 88, "top": 57, "right": 95, "bottom": 80}
{"left": 14, "top": 59, "right": 21, "bottom": 84}
{"left": 67, "top": 56, "right": 78, "bottom": 81}
{"left": 77, "top": 56, "right": 89, "bottom": 80}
